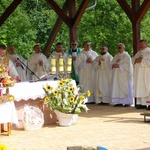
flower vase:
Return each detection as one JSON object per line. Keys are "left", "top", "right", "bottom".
{"left": 54, "top": 110, "right": 73, "bottom": 127}
{"left": 72, "top": 114, "right": 78, "bottom": 125}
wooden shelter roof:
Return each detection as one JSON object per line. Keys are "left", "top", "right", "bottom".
{"left": 0, "top": 0, "right": 150, "bottom": 55}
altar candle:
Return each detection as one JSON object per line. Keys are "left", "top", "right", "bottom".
{"left": 51, "top": 58, "right": 56, "bottom": 66}
{"left": 59, "top": 58, "right": 64, "bottom": 65}
{"left": 59, "top": 66, "right": 64, "bottom": 72}
{"left": 51, "top": 66, "right": 56, "bottom": 72}
{"left": 67, "top": 66, "right": 71, "bottom": 72}
{"left": 67, "top": 58, "right": 72, "bottom": 65}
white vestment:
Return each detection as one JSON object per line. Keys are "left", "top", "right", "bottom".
{"left": 9, "top": 60, "right": 19, "bottom": 79}
{"left": 27, "top": 52, "right": 49, "bottom": 81}
{"left": 111, "top": 51, "right": 133, "bottom": 105}
{"left": 132, "top": 47, "right": 150, "bottom": 105}
{"left": 48, "top": 51, "right": 68, "bottom": 80}
{"left": 93, "top": 52, "right": 113, "bottom": 104}
{"left": 75, "top": 49, "right": 98, "bottom": 103}
{"left": 8, "top": 54, "right": 27, "bottom": 81}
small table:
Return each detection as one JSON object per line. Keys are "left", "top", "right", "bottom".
{"left": 0, "top": 101, "right": 18, "bottom": 135}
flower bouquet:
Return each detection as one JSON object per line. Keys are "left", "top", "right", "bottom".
{"left": 43, "top": 78, "right": 90, "bottom": 114}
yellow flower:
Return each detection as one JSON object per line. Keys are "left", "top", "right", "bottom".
{"left": 86, "top": 90, "right": 91, "bottom": 97}
{"left": 53, "top": 90, "right": 58, "bottom": 95}
{"left": 58, "top": 81, "right": 64, "bottom": 87}
{"left": 68, "top": 86, "right": 74, "bottom": 93}
{"left": 45, "top": 84, "right": 52, "bottom": 92}
{"left": 69, "top": 96, "right": 75, "bottom": 103}
{"left": 0, "top": 144, "right": 7, "bottom": 150}
{"left": 66, "top": 78, "right": 72, "bottom": 83}
{"left": 44, "top": 96, "right": 49, "bottom": 102}
{"left": 79, "top": 95, "right": 85, "bottom": 102}
{"left": 0, "top": 67, "right": 3, "bottom": 73}
{"left": 8, "top": 95, "right": 14, "bottom": 101}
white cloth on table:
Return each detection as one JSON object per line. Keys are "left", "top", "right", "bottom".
{"left": 9, "top": 80, "right": 76, "bottom": 101}
{"left": 0, "top": 101, "right": 18, "bottom": 124}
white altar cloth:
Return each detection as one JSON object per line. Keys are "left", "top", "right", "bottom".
{"left": 0, "top": 102, "right": 18, "bottom": 124}
{"left": 9, "top": 80, "right": 71, "bottom": 101}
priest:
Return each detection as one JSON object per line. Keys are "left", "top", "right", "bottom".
{"left": 111, "top": 43, "right": 133, "bottom": 107}
{"left": 75, "top": 41, "right": 98, "bottom": 103}
{"left": 132, "top": 40, "right": 150, "bottom": 110}
{"left": 93, "top": 45, "right": 113, "bottom": 105}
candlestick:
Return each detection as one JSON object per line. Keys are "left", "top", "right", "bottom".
{"left": 51, "top": 66, "right": 56, "bottom": 72}
{"left": 67, "top": 66, "right": 71, "bottom": 72}
{"left": 51, "top": 58, "right": 56, "bottom": 66}
{"left": 50, "top": 55, "right": 56, "bottom": 74}
{"left": 59, "top": 58, "right": 64, "bottom": 65}
{"left": 59, "top": 66, "right": 64, "bottom": 72}
{"left": 67, "top": 58, "right": 72, "bottom": 65}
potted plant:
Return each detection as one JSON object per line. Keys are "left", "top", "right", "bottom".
{"left": 43, "top": 78, "right": 90, "bottom": 126}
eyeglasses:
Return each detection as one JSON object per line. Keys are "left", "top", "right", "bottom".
{"left": 72, "top": 44, "right": 77, "bottom": 46}
{"left": 118, "top": 47, "right": 122, "bottom": 49}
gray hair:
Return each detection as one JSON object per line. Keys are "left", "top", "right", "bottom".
{"left": 118, "top": 43, "right": 125, "bottom": 49}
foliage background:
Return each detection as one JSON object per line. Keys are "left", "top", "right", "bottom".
{"left": 0, "top": 0, "right": 149, "bottom": 59}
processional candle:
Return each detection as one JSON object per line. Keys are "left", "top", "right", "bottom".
{"left": 67, "top": 56, "right": 72, "bottom": 72}
{"left": 50, "top": 55, "right": 56, "bottom": 73}
{"left": 58, "top": 54, "right": 64, "bottom": 72}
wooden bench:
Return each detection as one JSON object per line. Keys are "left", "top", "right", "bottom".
{"left": 140, "top": 100, "right": 150, "bottom": 122}
{"left": 0, "top": 123, "right": 11, "bottom": 136}
{"left": 140, "top": 113, "right": 150, "bottom": 122}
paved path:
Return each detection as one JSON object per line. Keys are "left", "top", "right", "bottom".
{"left": 0, "top": 104, "right": 150, "bottom": 150}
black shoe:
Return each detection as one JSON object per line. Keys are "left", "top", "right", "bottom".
{"left": 146, "top": 105, "right": 150, "bottom": 110}
{"left": 123, "top": 104, "right": 131, "bottom": 107}
{"left": 114, "top": 104, "right": 123, "bottom": 107}
{"left": 85, "top": 102, "right": 95, "bottom": 104}
{"left": 136, "top": 105, "right": 147, "bottom": 109}
{"left": 98, "top": 102, "right": 110, "bottom": 105}
{"left": 90, "top": 102, "right": 96, "bottom": 104}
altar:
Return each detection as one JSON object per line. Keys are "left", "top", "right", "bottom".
{"left": 8, "top": 80, "right": 76, "bottom": 127}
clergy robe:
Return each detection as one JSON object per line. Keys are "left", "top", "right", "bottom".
{"left": 132, "top": 47, "right": 150, "bottom": 105}
{"left": 27, "top": 52, "right": 49, "bottom": 81}
{"left": 8, "top": 53, "right": 27, "bottom": 81}
{"left": 9, "top": 60, "right": 19, "bottom": 79}
{"left": 111, "top": 51, "right": 133, "bottom": 105}
{"left": 93, "top": 52, "right": 113, "bottom": 104}
{"left": 67, "top": 48, "right": 81, "bottom": 82}
{"left": 0, "top": 56, "right": 19, "bottom": 79}
{"left": 75, "top": 49, "right": 98, "bottom": 103}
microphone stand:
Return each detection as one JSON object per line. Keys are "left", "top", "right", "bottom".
{"left": 17, "top": 58, "right": 40, "bottom": 81}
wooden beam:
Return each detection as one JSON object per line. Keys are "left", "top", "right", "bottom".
{"left": 46, "top": 0, "right": 71, "bottom": 27}
{"left": 68, "top": 0, "right": 77, "bottom": 43}
{"left": 43, "top": 0, "right": 69, "bottom": 56}
{"left": 136, "top": 0, "right": 150, "bottom": 22}
{"left": 132, "top": 0, "right": 140, "bottom": 23}
{"left": 117, "top": 0, "right": 132, "bottom": 21}
{"left": 0, "top": 0, "right": 23, "bottom": 27}
{"left": 72, "top": 0, "right": 90, "bottom": 28}
{"left": 130, "top": 0, "right": 141, "bottom": 54}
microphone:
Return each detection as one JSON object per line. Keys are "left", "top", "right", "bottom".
{"left": 17, "top": 58, "right": 25, "bottom": 69}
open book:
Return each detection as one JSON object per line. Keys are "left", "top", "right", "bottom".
{"left": 35, "top": 73, "right": 57, "bottom": 82}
